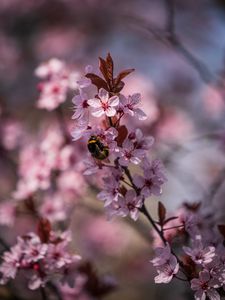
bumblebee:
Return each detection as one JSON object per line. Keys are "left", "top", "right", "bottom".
{"left": 87, "top": 135, "right": 109, "bottom": 160}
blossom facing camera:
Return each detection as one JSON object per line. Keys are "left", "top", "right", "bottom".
{"left": 88, "top": 88, "right": 119, "bottom": 117}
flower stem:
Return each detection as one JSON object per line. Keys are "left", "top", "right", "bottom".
{"left": 40, "top": 287, "right": 47, "bottom": 300}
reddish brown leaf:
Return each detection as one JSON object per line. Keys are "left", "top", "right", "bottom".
{"left": 158, "top": 201, "right": 166, "bottom": 225}
{"left": 113, "top": 81, "right": 125, "bottom": 93}
{"left": 99, "top": 57, "right": 109, "bottom": 83}
{"left": 119, "top": 185, "right": 127, "bottom": 196}
{"left": 114, "top": 68, "right": 135, "bottom": 86}
{"left": 115, "top": 125, "right": 128, "bottom": 147}
{"left": 218, "top": 225, "right": 225, "bottom": 239}
{"left": 106, "top": 53, "right": 114, "bottom": 82}
{"left": 183, "top": 202, "right": 201, "bottom": 212}
{"left": 37, "top": 218, "right": 51, "bottom": 243}
{"left": 86, "top": 73, "right": 108, "bottom": 91}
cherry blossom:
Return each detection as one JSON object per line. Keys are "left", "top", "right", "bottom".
{"left": 151, "top": 244, "right": 179, "bottom": 284}
{"left": 119, "top": 93, "right": 147, "bottom": 120}
{"left": 183, "top": 236, "right": 216, "bottom": 266}
{"left": 116, "top": 138, "right": 146, "bottom": 166}
{"left": 72, "top": 89, "right": 89, "bottom": 120}
{"left": 133, "top": 158, "right": 167, "bottom": 197}
{"left": 191, "top": 270, "right": 220, "bottom": 300}
{"left": 35, "top": 58, "right": 80, "bottom": 111}
{"left": 0, "top": 231, "right": 81, "bottom": 290}
{"left": 87, "top": 88, "right": 119, "bottom": 117}
{"left": 119, "top": 190, "right": 143, "bottom": 221}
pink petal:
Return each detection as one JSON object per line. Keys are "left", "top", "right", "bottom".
{"left": 207, "top": 289, "right": 220, "bottom": 300}
{"left": 87, "top": 98, "right": 102, "bottom": 108}
{"left": 195, "top": 290, "right": 206, "bottom": 300}
{"left": 130, "top": 93, "right": 141, "bottom": 105}
{"left": 134, "top": 108, "right": 147, "bottom": 120}
{"left": 130, "top": 209, "right": 139, "bottom": 221}
{"left": 108, "top": 96, "right": 119, "bottom": 107}
{"left": 200, "top": 270, "right": 210, "bottom": 282}
{"left": 98, "top": 88, "right": 108, "bottom": 102}
{"left": 105, "top": 107, "right": 117, "bottom": 117}
{"left": 91, "top": 108, "right": 105, "bottom": 117}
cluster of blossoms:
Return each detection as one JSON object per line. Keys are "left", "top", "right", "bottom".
{"left": 0, "top": 57, "right": 117, "bottom": 299}
{"left": 35, "top": 58, "right": 79, "bottom": 110}
{"left": 0, "top": 123, "right": 85, "bottom": 228}
{"left": 71, "top": 53, "right": 167, "bottom": 221}
{"left": 0, "top": 227, "right": 81, "bottom": 290}
{"left": 70, "top": 54, "right": 225, "bottom": 300}
{"left": 151, "top": 202, "right": 225, "bottom": 300}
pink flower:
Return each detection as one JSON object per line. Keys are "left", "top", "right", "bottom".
{"left": 154, "top": 255, "right": 179, "bottom": 284}
{"left": 151, "top": 244, "right": 172, "bottom": 267}
{"left": 71, "top": 117, "right": 89, "bottom": 141}
{"left": 129, "top": 128, "right": 154, "bottom": 151}
{"left": 97, "top": 176, "right": 121, "bottom": 206}
{"left": 104, "top": 199, "right": 128, "bottom": 220}
{"left": 35, "top": 58, "right": 79, "bottom": 111}
{"left": 119, "top": 190, "right": 143, "bottom": 221}
{"left": 151, "top": 244, "right": 179, "bottom": 284}
{"left": 46, "top": 241, "right": 76, "bottom": 270}
{"left": 117, "top": 139, "right": 146, "bottom": 166}
{"left": 0, "top": 244, "right": 22, "bottom": 283}
{"left": 35, "top": 58, "right": 65, "bottom": 78}
{"left": 119, "top": 93, "right": 147, "bottom": 120}
{"left": 87, "top": 88, "right": 119, "bottom": 117}
{"left": 37, "top": 80, "right": 68, "bottom": 111}
{"left": 133, "top": 158, "right": 167, "bottom": 197}
{"left": 82, "top": 158, "right": 101, "bottom": 175}
{"left": 72, "top": 89, "right": 89, "bottom": 120}
{"left": 191, "top": 270, "right": 220, "bottom": 300}
{"left": 183, "top": 236, "right": 216, "bottom": 266}
{"left": 151, "top": 244, "right": 179, "bottom": 283}
{"left": 0, "top": 231, "right": 81, "bottom": 290}
{"left": 23, "top": 234, "right": 48, "bottom": 263}
{"left": 39, "top": 194, "right": 67, "bottom": 223}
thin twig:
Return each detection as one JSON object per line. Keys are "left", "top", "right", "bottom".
{"left": 122, "top": 7, "right": 215, "bottom": 84}
{"left": 163, "top": 224, "right": 184, "bottom": 231}
{"left": 40, "top": 287, "right": 47, "bottom": 300}
{"left": 47, "top": 282, "right": 63, "bottom": 300}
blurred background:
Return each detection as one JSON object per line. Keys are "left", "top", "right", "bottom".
{"left": 1, "top": 0, "right": 225, "bottom": 299}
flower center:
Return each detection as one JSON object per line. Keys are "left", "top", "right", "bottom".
{"left": 102, "top": 102, "right": 109, "bottom": 111}
{"left": 127, "top": 202, "right": 135, "bottom": 211}
{"left": 82, "top": 100, "right": 89, "bottom": 108}
{"left": 201, "top": 282, "right": 208, "bottom": 290}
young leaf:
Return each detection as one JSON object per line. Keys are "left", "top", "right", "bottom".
{"left": 86, "top": 73, "right": 108, "bottom": 91}
{"left": 99, "top": 57, "right": 109, "bottom": 84}
{"left": 114, "top": 68, "right": 135, "bottom": 86}
{"left": 218, "top": 224, "right": 225, "bottom": 239}
{"left": 106, "top": 53, "right": 114, "bottom": 82}
{"left": 37, "top": 218, "right": 51, "bottom": 243}
{"left": 158, "top": 201, "right": 166, "bottom": 225}
{"left": 115, "top": 125, "right": 128, "bottom": 147}
{"left": 113, "top": 81, "right": 125, "bottom": 93}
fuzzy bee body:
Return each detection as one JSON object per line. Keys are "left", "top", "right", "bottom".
{"left": 87, "top": 136, "right": 109, "bottom": 160}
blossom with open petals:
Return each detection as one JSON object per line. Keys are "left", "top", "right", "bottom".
{"left": 88, "top": 88, "right": 119, "bottom": 117}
